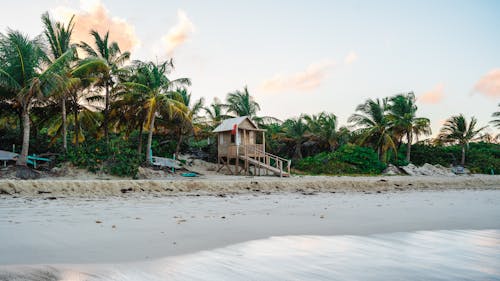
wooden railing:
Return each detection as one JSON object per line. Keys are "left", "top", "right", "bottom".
{"left": 243, "top": 145, "right": 291, "bottom": 177}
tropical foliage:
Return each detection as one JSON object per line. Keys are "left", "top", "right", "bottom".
{"left": 0, "top": 11, "right": 498, "bottom": 178}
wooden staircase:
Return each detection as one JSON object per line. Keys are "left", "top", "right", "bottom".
{"left": 239, "top": 146, "right": 291, "bottom": 177}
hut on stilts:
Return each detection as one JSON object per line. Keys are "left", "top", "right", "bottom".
{"left": 212, "top": 116, "right": 290, "bottom": 177}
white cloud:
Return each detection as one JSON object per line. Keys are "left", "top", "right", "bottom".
{"left": 344, "top": 51, "right": 358, "bottom": 65}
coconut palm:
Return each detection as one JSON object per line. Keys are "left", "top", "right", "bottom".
{"left": 305, "top": 112, "right": 339, "bottom": 151}
{"left": 174, "top": 88, "right": 204, "bottom": 157}
{"left": 225, "top": 86, "right": 260, "bottom": 118}
{"left": 122, "top": 60, "right": 191, "bottom": 163}
{"left": 437, "top": 114, "right": 487, "bottom": 165}
{"left": 348, "top": 98, "right": 396, "bottom": 161}
{"left": 283, "top": 116, "right": 309, "bottom": 160}
{"left": 204, "top": 97, "right": 229, "bottom": 128}
{"left": 387, "top": 92, "right": 431, "bottom": 162}
{"left": 491, "top": 103, "right": 500, "bottom": 129}
{"left": 41, "top": 12, "right": 76, "bottom": 152}
{"left": 0, "top": 30, "right": 74, "bottom": 177}
{"left": 78, "top": 30, "right": 130, "bottom": 142}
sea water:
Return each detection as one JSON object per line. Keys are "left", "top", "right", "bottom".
{"left": 1, "top": 229, "right": 499, "bottom": 281}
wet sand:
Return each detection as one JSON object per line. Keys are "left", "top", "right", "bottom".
{"left": 0, "top": 174, "right": 499, "bottom": 197}
{"left": 1, "top": 190, "right": 499, "bottom": 265}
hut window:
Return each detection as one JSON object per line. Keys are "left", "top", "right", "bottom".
{"left": 231, "top": 134, "right": 235, "bottom": 143}
{"left": 219, "top": 134, "right": 224, "bottom": 144}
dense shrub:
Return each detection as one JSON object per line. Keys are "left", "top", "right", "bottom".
{"left": 65, "top": 137, "right": 142, "bottom": 178}
{"left": 296, "top": 144, "right": 385, "bottom": 175}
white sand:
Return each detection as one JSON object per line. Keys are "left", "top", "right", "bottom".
{"left": 0, "top": 174, "right": 499, "bottom": 197}
{"left": 1, "top": 190, "right": 499, "bottom": 265}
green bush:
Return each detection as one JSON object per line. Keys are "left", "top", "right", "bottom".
{"left": 296, "top": 144, "right": 385, "bottom": 175}
{"left": 64, "top": 136, "right": 141, "bottom": 178}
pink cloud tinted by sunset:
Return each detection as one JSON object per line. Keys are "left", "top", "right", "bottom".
{"left": 53, "top": 0, "right": 140, "bottom": 51}
{"left": 162, "top": 10, "right": 195, "bottom": 55}
{"left": 474, "top": 69, "right": 500, "bottom": 98}
{"left": 261, "top": 60, "right": 335, "bottom": 93}
{"left": 419, "top": 83, "right": 445, "bottom": 104}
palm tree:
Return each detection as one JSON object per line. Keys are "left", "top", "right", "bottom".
{"left": 225, "top": 86, "right": 261, "bottom": 118}
{"left": 387, "top": 92, "right": 431, "bottom": 162}
{"left": 78, "top": 30, "right": 130, "bottom": 143}
{"left": 122, "top": 60, "right": 191, "bottom": 163}
{"left": 204, "top": 97, "right": 229, "bottom": 129}
{"left": 348, "top": 98, "right": 396, "bottom": 162}
{"left": 41, "top": 12, "right": 76, "bottom": 152}
{"left": 174, "top": 88, "right": 204, "bottom": 157}
{"left": 0, "top": 30, "right": 73, "bottom": 177}
{"left": 283, "top": 116, "right": 308, "bottom": 160}
{"left": 437, "top": 114, "right": 487, "bottom": 166}
{"left": 305, "top": 112, "right": 338, "bottom": 151}
{"left": 491, "top": 103, "right": 500, "bottom": 129}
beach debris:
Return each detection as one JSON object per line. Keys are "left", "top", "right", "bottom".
{"left": 399, "top": 163, "right": 456, "bottom": 176}
{"left": 320, "top": 215, "right": 325, "bottom": 219}
{"left": 112, "top": 225, "right": 116, "bottom": 229}
{"left": 177, "top": 219, "right": 187, "bottom": 224}
{"left": 45, "top": 197, "right": 57, "bottom": 200}
{"left": 383, "top": 164, "right": 404, "bottom": 175}
{"left": 120, "top": 188, "right": 133, "bottom": 194}
{"left": 95, "top": 220, "right": 102, "bottom": 224}
{"left": 221, "top": 216, "right": 226, "bottom": 219}
{"left": 37, "top": 190, "right": 51, "bottom": 194}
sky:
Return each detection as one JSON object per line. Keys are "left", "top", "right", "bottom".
{"left": 1, "top": 0, "right": 499, "bottom": 137}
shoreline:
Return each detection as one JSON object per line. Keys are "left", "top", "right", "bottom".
{"left": 1, "top": 190, "right": 499, "bottom": 265}
{"left": 1, "top": 175, "right": 500, "bottom": 197}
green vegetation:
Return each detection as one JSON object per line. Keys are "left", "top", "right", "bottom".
{"left": 0, "top": 11, "right": 499, "bottom": 178}
{"left": 296, "top": 145, "right": 385, "bottom": 175}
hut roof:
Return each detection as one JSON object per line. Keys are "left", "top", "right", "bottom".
{"left": 212, "top": 116, "right": 262, "bottom": 133}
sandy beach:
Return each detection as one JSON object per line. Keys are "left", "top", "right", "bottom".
{"left": 1, "top": 189, "right": 500, "bottom": 265}
{"left": 1, "top": 174, "right": 499, "bottom": 197}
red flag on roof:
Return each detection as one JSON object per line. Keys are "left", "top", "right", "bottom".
{"left": 231, "top": 124, "right": 237, "bottom": 135}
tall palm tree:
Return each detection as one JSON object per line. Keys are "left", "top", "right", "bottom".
{"left": 283, "top": 116, "right": 308, "bottom": 160}
{"left": 491, "top": 103, "right": 500, "bottom": 129}
{"left": 348, "top": 98, "right": 396, "bottom": 162}
{"left": 225, "top": 86, "right": 261, "bottom": 118}
{"left": 388, "top": 92, "right": 431, "bottom": 162}
{"left": 122, "top": 60, "right": 191, "bottom": 163}
{"left": 78, "top": 30, "right": 130, "bottom": 143}
{"left": 0, "top": 30, "right": 73, "bottom": 177}
{"left": 437, "top": 114, "right": 487, "bottom": 165}
{"left": 174, "top": 88, "right": 204, "bottom": 157}
{"left": 41, "top": 12, "right": 76, "bottom": 152}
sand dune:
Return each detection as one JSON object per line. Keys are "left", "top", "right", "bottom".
{"left": 1, "top": 175, "right": 499, "bottom": 197}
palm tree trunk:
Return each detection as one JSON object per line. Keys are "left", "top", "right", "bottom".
{"left": 62, "top": 95, "right": 67, "bottom": 153}
{"left": 146, "top": 114, "right": 156, "bottom": 165}
{"left": 377, "top": 146, "right": 382, "bottom": 161}
{"left": 16, "top": 106, "right": 30, "bottom": 166}
{"left": 137, "top": 120, "right": 144, "bottom": 155}
{"left": 461, "top": 144, "right": 466, "bottom": 166}
{"left": 295, "top": 142, "right": 303, "bottom": 159}
{"left": 406, "top": 131, "right": 412, "bottom": 162}
{"left": 104, "top": 82, "right": 110, "bottom": 144}
{"left": 175, "top": 127, "right": 183, "bottom": 158}
{"left": 74, "top": 103, "right": 79, "bottom": 149}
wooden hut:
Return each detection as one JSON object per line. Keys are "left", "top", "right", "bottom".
{"left": 213, "top": 116, "right": 290, "bottom": 177}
